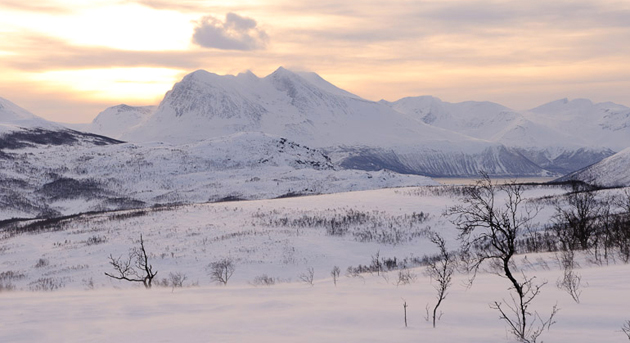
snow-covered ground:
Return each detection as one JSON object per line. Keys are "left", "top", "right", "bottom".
{"left": 2, "top": 185, "right": 629, "bottom": 342}
{"left": 2, "top": 262, "right": 628, "bottom": 343}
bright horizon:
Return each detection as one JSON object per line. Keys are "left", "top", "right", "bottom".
{"left": 1, "top": 0, "right": 630, "bottom": 123}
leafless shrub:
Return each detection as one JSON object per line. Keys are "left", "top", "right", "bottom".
{"left": 556, "top": 250, "right": 583, "bottom": 303}
{"left": 331, "top": 266, "right": 340, "bottom": 286}
{"left": 169, "top": 272, "right": 187, "bottom": 289}
{"left": 424, "top": 231, "right": 455, "bottom": 327}
{"left": 490, "top": 277, "right": 559, "bottom": 343}
{"left": 0, "top": 270, "right": 26, "bottom": 281}
{"left": 83, "top": 277, "right": 95, "bottom": 290}
{"left": 254, "top": 208, "right": 429, "bottom": 244}
{"left": 29, "top": 277, "right": 64, "bottom": 291}
{"left": 208, "top": 258, "right": 235, "bottom": 285}
{"left": 557, "top": 268, "right": 582, "bottom": 304}
{"left": 0, "top": 282, "right": 15, "bottom": 292}
{"left": 34, "top": 258, "right": 49, "bottom": 268}
{"left": 251, "top": 274, "right": 275, "bottom": 286}
{"left": 396, "top": 268, "right": 417, "bottom": 286}
{"left": 86, "top": 235, "right": 108, "bottom": 246}
{"left": 299, "top": 267, "right": 315, "bottom": 286}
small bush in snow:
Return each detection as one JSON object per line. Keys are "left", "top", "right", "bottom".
{"left": 34, "top": 258, "right": 49, "bottom": 268}
{"left": 0, "top": 270, "right": 26, "bottom": 281}
{"left": 396, "top": 268, "right": 417, "bottom": 286}
{"left": 169, "top": 272, "right": 187, "bottom": 288}
{"left": 299, "top": 267, "right": 314, "bottom": 286}
{"left": 29, "top": 277, "right": 64, "bottom": 291}
{"left": 0, "top": 282, "right": 15, "bottom": 292}
{"left": 331, "top": 266, "right": 340, "bottom": 286}
{"left": 251, "top": 274, "right": 275, "bottom": 286}
{"left": 86, "top": 235, "right": 108, "bottom": 246}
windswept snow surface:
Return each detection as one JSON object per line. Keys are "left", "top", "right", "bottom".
{"left": 1, "top": 186, "right": 628, "bottom": 343}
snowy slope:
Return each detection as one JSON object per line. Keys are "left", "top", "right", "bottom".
{"left": 0, "top": 97, "right": 60, "bottom": 134}
{"left": 526, "top": 98, "right": 630, "bottom": 151}
{"left": 0, "top": 132, "right": 436, "bottom": 220}
{"left": 82, "top": 104, "right": 156, "bottom": 139}
{"left": 556, "top": 147, "right": 630, "bottom": 187}
{"left": 0, "top": 97, "right": 121, "bottom": 150}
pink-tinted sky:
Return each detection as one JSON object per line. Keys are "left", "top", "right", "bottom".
{"left": 1, "top": 0, "right": 630, "bottom": 122}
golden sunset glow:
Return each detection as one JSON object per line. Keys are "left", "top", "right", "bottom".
{"left": 1, "top": 0, "right": 629, "bottom": 122}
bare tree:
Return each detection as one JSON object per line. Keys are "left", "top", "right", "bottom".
{"left": 331, "top": 266, "right": 340, "bottom": 286}
{"left": 622, "top": 320, "right": 630, "bottom": 341}
{"left": 425, "top": 230, "right": 455, "bottom": 328}
{"left": 553, "top": 184, "right": 600, "bottom": 251}
{"left": 446, "top": 174, "right": 557, "bottom": 343}
{"left": 299, "top": 267, "right": 315, "bottom": 286}
{"left": 105, "top": 234, "right": 157, "bottom": 289}
{"left": 208, "top": 258, "right": 235, "bottom": 285}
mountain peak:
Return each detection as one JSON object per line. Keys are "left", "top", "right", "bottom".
{"left": 237, "top": 70, "right": 259, "bottom": 81}
{"left": 0, "top": 97, "right": 38, "bottom": 123}
{"left": 529, "top": 98, "right": 596, "bottom": 113}
{"left": 266, "top": 66, "right": 299, "bottom": 81}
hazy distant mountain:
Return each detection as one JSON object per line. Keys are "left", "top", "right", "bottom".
{"left": 82, "top": 104, "right": 156, "bottom": 139}
{"left": 526, "top": 98, "right": 630, "bottom": 151}
{"left": 555, "top": 147, "right": 630, "bottom": 187}
{"left": 382, "top": 95, "right": 623, "bottom": 174}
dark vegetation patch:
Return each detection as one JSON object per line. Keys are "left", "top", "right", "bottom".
{"left": 214, "top": 195, "right": 246, "bottom": 202}
{"left": 275, "top": 192, "right": 307, "bottom": 199}
{"left": 255, "top": 208, "right": 430, "bottom": 244}
{"left": 41, "top": 177, "right": 106, "bottom": 200}
{"left": 0, "top": 128, "right": 122, "bottom": 150}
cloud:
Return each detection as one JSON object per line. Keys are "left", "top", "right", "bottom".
{"left": 126, "top": 0, "right": 208, "bottom": 12}
{"left": 0, "top": 0, "right": 73, "bottom": 14}
{"left": 192, "top": 13, "right": 268, "bottom": 51}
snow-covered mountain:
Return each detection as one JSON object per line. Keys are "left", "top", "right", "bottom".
{"left": 0, "top": 131, "right": 435, "bottom": 220}
{"left": 123, "top": 68, "right": 467, "bottom": 147}
{"left": 116, "top": 68, "right": 571, "bottom": 177}
{"left": 555, "top": 147, "right": 630, "bottom": 187}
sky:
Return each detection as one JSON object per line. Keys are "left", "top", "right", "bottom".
{"left": 1, "top": 0, "right": 630, "bottom": 123}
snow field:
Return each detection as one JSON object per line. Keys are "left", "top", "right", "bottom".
{"left": 1, "top": 262, "right": 629, "bottom": 342}
{"left": 1, "top": 185, "right": 629, "bottom": 342}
